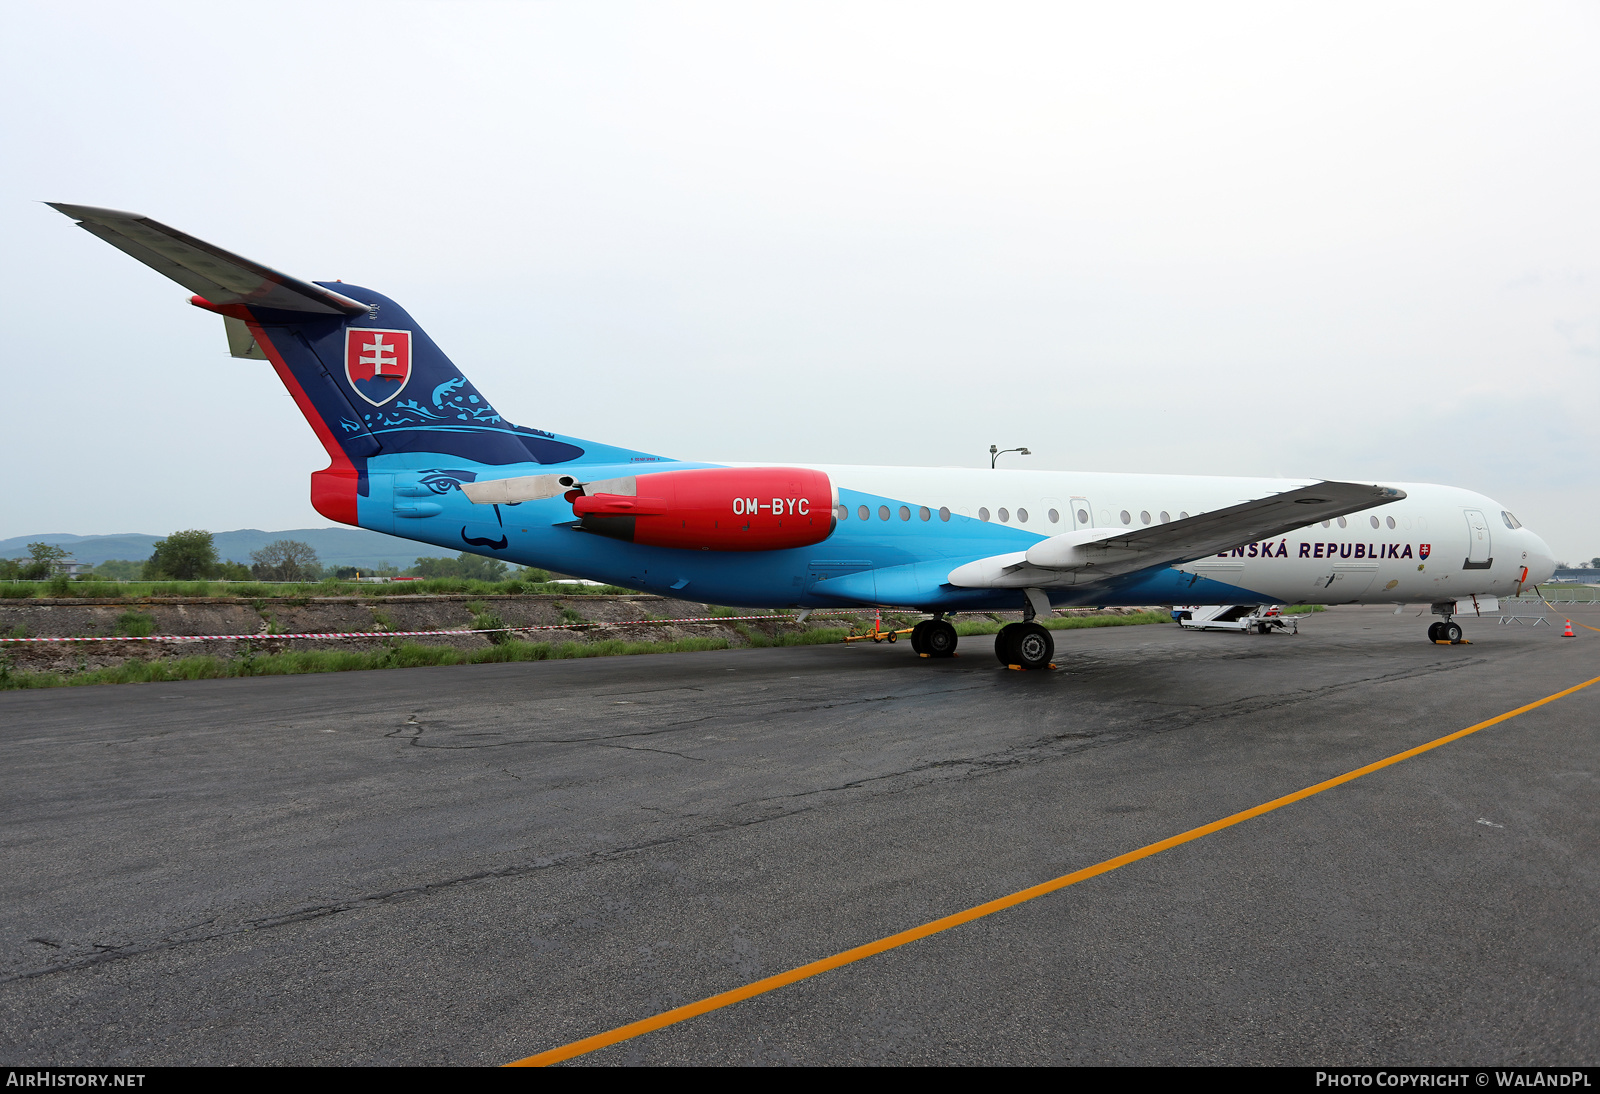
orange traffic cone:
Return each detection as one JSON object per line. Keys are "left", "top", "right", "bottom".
{"left": 1563, "top": 619, "right": 1576, "bottom": 638}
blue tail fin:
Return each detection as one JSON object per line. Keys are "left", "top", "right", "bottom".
{"left": 204, "top": 284, "right": 587, "bottom": 468}
{"left": 50, "top": 204, "right": 619, "bottom": 524}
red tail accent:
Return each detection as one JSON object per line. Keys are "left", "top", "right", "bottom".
{"left": 311, "top": 468, "right": 360, "bottom": 525}
{"left": 248, "top": 324, "right": 360, "bottom": 527}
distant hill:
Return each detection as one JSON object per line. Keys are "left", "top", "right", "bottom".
{"left": 0, "top": 529, "right": 456, "bottom": 569}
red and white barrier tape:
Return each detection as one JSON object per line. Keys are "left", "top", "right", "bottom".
{"left": 0, "top": 611, "right": 870, "bottom": 644}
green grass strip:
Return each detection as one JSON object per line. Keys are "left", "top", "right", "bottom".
{"left": 0, "top": 612, "right": 1175, "bottom": 690}
{"left": 952, "top": 610, "right": 1173, "bottom": 636}
{"left": 0, "top": 636, "right": 735, "bottom": 690}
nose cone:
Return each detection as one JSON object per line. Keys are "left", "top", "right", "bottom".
{"left": 1525, "top": 531, "right": 1557, "bottom": 584}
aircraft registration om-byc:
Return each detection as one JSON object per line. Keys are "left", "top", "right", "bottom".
{"left": 49, "top": 204, "right": 1558, "bottom": 670}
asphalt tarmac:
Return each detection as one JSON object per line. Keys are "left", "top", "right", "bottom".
{"left": 1, "top": 604, "right": 1596, "bottom": 1066}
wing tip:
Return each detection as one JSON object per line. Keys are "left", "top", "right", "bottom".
{"left": 46, "top": 201, "right": 148, "bottom": 224}
{"left": 1312, "top": 479, "right": 1407, "bottom": 503}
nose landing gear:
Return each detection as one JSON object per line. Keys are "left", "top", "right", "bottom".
{"left": 1428, "top": 616, "right": 1466, "bottom": 644}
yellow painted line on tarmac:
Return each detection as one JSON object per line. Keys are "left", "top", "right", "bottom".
{"left": 507, "top": 672, "right": 1600, "bottom": 1067}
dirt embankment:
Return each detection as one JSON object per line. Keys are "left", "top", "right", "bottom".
{"left": 0, "top": 595, "right": 1158, "bottom": 674}
{"left": 0, "top": 594, "right": 806, "bottom": 673}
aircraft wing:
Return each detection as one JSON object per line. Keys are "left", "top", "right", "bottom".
{"left": 48, "top": 203, "right": 367, "bottom": 315}
{"left": 947, "top": 480, "right": 1405, "bottom": 589}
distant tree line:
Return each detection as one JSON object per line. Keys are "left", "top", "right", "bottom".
{"left": 4, "top": 532, "right": 550, "bottom": 584}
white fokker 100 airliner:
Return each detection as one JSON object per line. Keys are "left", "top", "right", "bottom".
{"left": 50, "top": 203, "right": 1559, "bottom": 669}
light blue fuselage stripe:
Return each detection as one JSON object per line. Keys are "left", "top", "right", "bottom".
{"left": 357, "top": 456, "right": 1274, "bottom": 610}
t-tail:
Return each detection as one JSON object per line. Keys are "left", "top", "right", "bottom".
{"left": 48, "top": 203, "right": 651, "bottom": 527}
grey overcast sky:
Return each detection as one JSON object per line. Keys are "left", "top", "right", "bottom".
{"left": 4, "top": 2, "right": 1598, "bottom": 559}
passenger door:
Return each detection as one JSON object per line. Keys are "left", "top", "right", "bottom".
{"left": 1462, "top": 509, "right": 1493, "bottom": 569}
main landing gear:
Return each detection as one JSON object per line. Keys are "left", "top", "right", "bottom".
{"left": 910, "top": 616, "right": 958, "bottom": 658}
{"left": 993, "top": 590, "right": 1055, "bottom": 670}
{"left": 904, "top": 593, "right": 1056, "bottom": 670}
{"left": 994, "top": 621, "right": 1054, "bottom": 670}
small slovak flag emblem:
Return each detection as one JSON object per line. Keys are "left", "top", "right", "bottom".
{"left": 344, "top": 327, "right": 413, "bottom": 406}
{"left": 1419, "top": 543, "right": 1431, "bottom": 559}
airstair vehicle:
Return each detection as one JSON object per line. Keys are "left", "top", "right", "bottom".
{"left": 1172, "top": 605, "right": 1299, "bottom": 635}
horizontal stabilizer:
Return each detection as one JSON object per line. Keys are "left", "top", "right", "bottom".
{"left": 47, "top": 203, "right": 367, "bottom": 316}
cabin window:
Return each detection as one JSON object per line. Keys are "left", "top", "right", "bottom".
{"left": 878, "top": 505, "right": 891, "bottom": 521}
{"left": 1077, "top": 508, "right": 1089, "bottom": 524}
{"left": 1386, "top": 516, "right": 1396, "bottom": 529}
{"left": 1120, "top": 510, "right": 1131, "bottom": 525}
{"left": 939, "top": 507, "right": 951, "bottom": 522}
{"left": 1048, "top": 508, "right": 1060, "bottom": 524}
{"left": 1337, "top": 517, "right": 1348, "bottom": 528}
{"left": 919, "top": 506, "right": 931, "bottom": 521}
{"left": 1370, "top": 516, "right": 1380, "bottom": 529}
{"left": 998, "top": 508, "right": 1010, "bottom": 523}
{"left": 1179, "top": 511, "right": 1189, "bottom": 519}
{"left": 899, "top": 506, "right": 911, "bottom": 521}
{"left": 858, "top": 505, "right": 870, "bottom": 521}
{"left": 1017, "top": 508, "right": 1029, "bottom": 523}
{"left": 979, "top": 507, "right": 991, "bottom": 522}
{"left": 1140, "top": 510, "right": 1151, "bottom": 525}
{"left": 1321, "top": 520, "right": 1331, "bottom": 528}
{"left": 1160, "top": 511, "right": 1170, "bottom": 523}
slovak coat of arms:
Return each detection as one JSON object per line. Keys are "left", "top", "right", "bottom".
{"left": 344, "top": 327, "right": 413, "bottom": 406}
{"left": 1419, "top": 543, "right": 1431, "bottom": 559}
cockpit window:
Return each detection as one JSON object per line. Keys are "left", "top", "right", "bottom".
{"left": 1501, "top": 511, "right": 1521, "bottom": 529}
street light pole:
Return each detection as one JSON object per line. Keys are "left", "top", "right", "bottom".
{"left": 990, "top": 444, "right": 1031, "bottom": 469}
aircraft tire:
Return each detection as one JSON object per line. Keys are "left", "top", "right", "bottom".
{"left": 924, "top": 620, "right": 958, "bottom": 658}
{"left": 1427, "top": 621, "right": 1444, "bottom": 642}
{"left": 1012, "top": 622, "right": 1054, "bottom": 670}
{"left": 1442, "top": 620, "right": 1463, "bottom": 642}
{"left": 910, "top": 621, "right": 928, "bottom": 654}
{"left": 994, "top": 623, "right": 1020, "bottom": 665}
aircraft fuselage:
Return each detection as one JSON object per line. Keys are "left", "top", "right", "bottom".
{"left": 361, "top": 461, "right": 1555, "bottom": 611}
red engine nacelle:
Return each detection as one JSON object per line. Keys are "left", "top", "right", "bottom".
{"left": 570, "top": 467, "right": 836, "bottom": 551}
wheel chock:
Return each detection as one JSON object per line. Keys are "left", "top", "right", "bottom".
{"left": 1006, "top": 663, "right": 1059, "bottom": 671}
{"left": 1432, "top": 639, "right": 1473, "bottom": 645}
